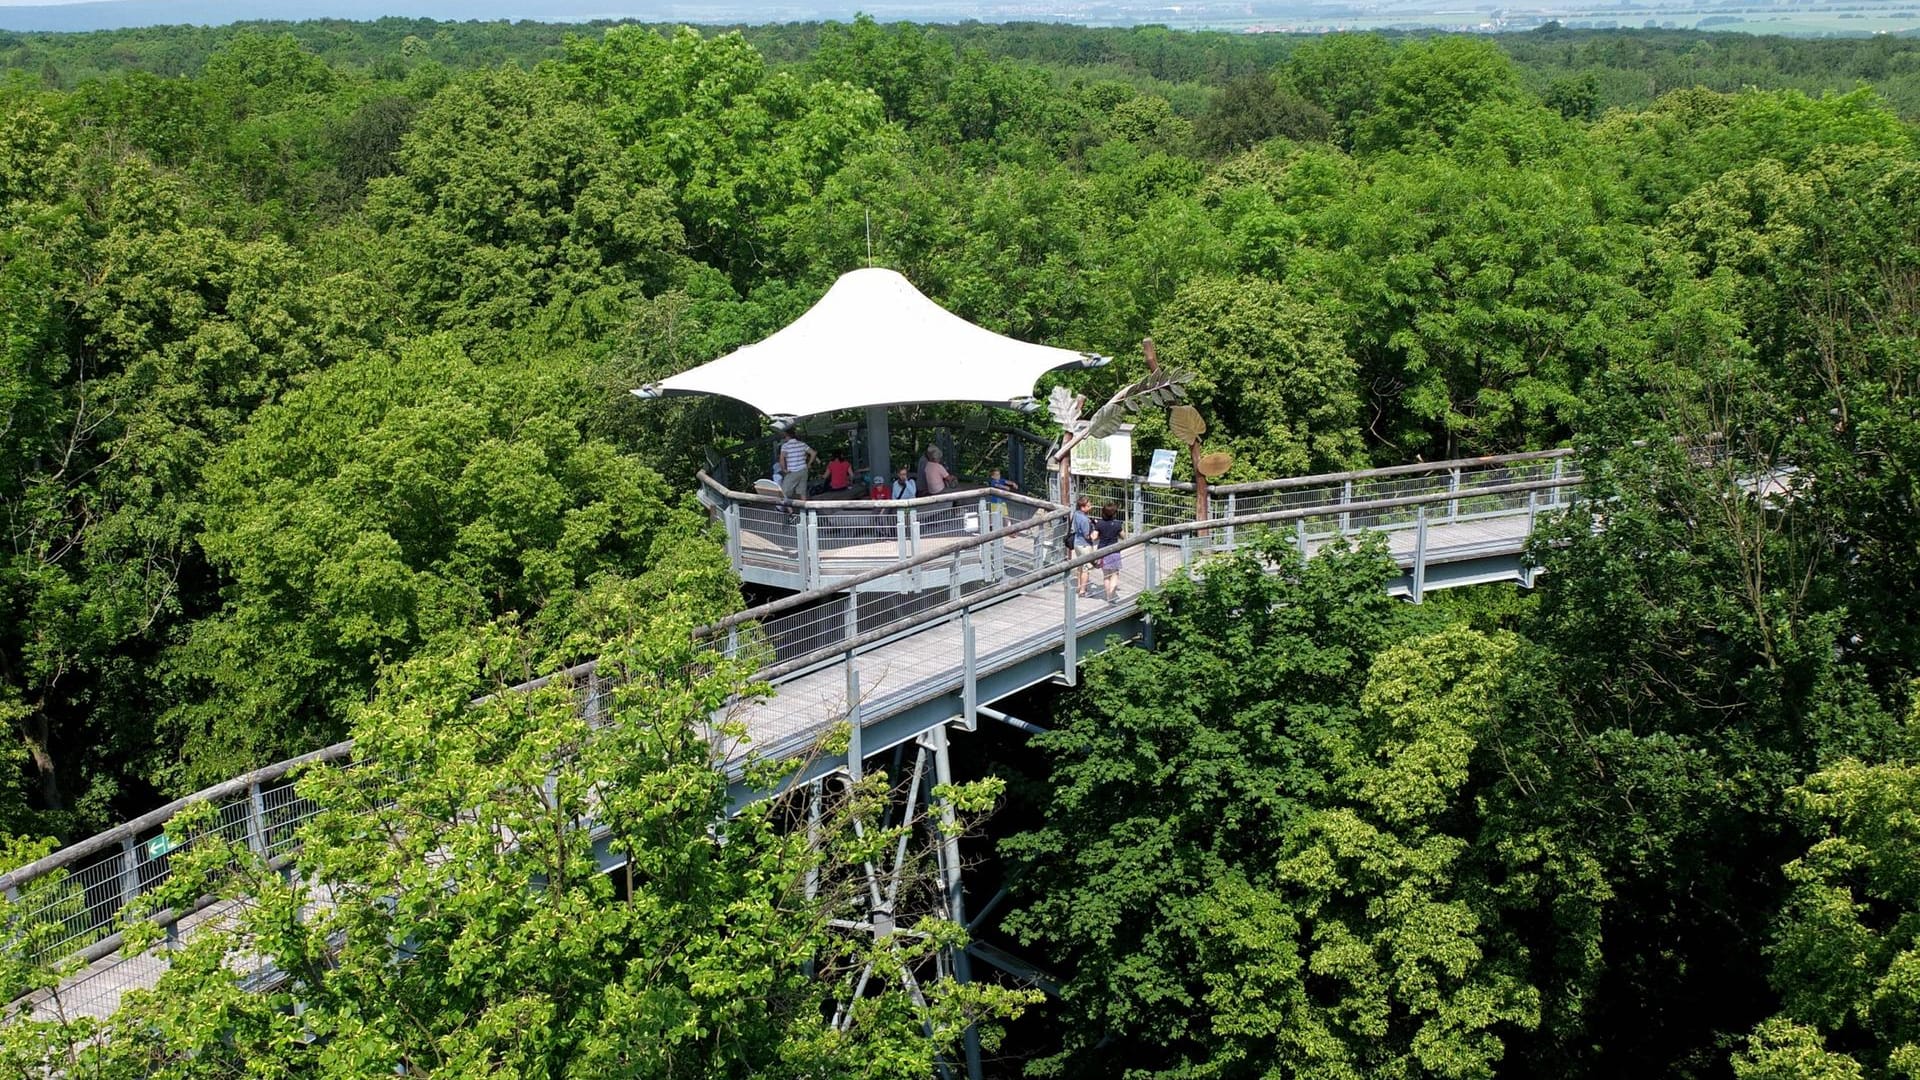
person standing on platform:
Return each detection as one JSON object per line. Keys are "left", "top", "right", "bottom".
{"left": 1070, "top": 495, "right": 1094, "bottom": 596}
{"left": 776, "top": 429, "right": 816, "bottom": 504}
{"left": 891, "top": 466, "right": 917, "bottom": 501}
{"left": 1093, "top": 503, "right": 1124, "bottom": 602}
{"left": 921, "top": 446, "right": 952, "bottom": 496}
{"left": 985, "top": 468, "right": 1018, "bottom": 522}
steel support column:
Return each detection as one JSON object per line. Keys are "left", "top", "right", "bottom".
{"left": 960, "top": 612, "right": 978, "bottom": 731}
{"left": 866, "top": 405, "right": 890, "bottom": 479}
{"left": 1062, "top": 579, "right": 1077, "bottom": 685}
{"left": 845, "top": 658, "right": 864, "bottom": 782}
{"left": 1524, "top": 489, "right": 1539, "bottom": 588}
{"left": 1412, "top": 505, "right": 1429, "bottom": 603}
{"left": 930, "top": 725, "right": 983, "bottom": 1080}
{"left": 246, "top": 782, "right": 268, "bottom": 858}
{"left": 724, "top": 501, "right": 742, "bottom": 570}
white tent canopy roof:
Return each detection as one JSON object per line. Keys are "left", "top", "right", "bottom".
{"left": 634, "top": 268, "right": 1105, "bottom": 420}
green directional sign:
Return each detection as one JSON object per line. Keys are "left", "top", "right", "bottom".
{"left": 146, "top": 833, "right": 175, "bottom": 861}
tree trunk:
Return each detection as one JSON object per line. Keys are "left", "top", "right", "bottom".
{"left": 23, "top": 711, "right": 63, "bottom": 811}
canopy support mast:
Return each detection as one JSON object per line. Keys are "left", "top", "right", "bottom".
{"left": 865, "top": 406, "right": 891, "bottom": 483}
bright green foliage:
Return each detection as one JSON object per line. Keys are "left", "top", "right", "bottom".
{"left": 1737, "top": 757, "right": 1920, "bottom": 1080}
{"left": 1734, "top": 1019, "right": 1870, "bottom": 1080}
{"left": 1280, "top": 33, "right": 1393, "bottom": 149}
{"left": 1194, "top": 73, "right": 1330, "bottom": 158}
{"left": 1004, "top": 537, "right": 1415, "bottom": 1076}
{"left": 2, "top": 615, "right": 1033, "bottom": 1076}
{"left": 1197, "top": 627, "right": 1544, "bottom": 1080}
{"left": 1006, "top": 538, "right": 1601, "bottom": 1078}
{"left": 1651, "top": 142, "right": 1920, "bottom": 674}
{"left": 367, "top": 62, "right": 682, "bottom": 338}
{"left": 1280, "top": 132, "right": 1644, "bottom": 457}
{"left": 810, "top": 16, "right": 957, "bottom": 126}
{"left": 0, "top": 105, "right": 342, "bottom": 828}
{"left": 161, "top": 337, "right": 733, "bottom": 792}
{"left": 1516, "top": 424, "right": 1910, "bottom": 1073}
{"left": 1593, "top": 86, "right": 1914, "bottom": 224}
{"left": 557, "top": 26, "right": 895, "bottom": 282}
{"left": 1354, "top": 37, "right": 1527, "bottom": 156}
{"left": 3, "top": 21, "right": 1920, "bottom": 1079}
{"left": 1145, "top": 274, "right": 1363, "bottom": 478}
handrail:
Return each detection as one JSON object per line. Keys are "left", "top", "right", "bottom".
{"left": 0, "top": 741, "right": 354, "bottom": 896}
{"left": 748, "top": 474, "right": 1574, "bottom": 685}
{"left": 1187, "top": 447, "right": 1574, "bottom": 495}
{"left": 695, "top": 470, "right": 1060, "bottom": 512}
{"left": 696, "top": 507, "right": 1073, "bottom": 640}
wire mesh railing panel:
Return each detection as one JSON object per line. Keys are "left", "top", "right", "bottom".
{"left": 262, "top": 779, "right": 319, "bottom": 858}
{"left": 1138, "top": 484, "right": 1196, "bottom": 529}
{"left": 1072, "top": 477, "right": 1134, "bottom": 523}
{"left": 812, "top": 506, "right": 904, "bottom": 554}
{"left": 27, "top": 861, "right": 121, "bottom": 965}
{"left": 735, "top": 504, "right": 798, "bottom": 569}
{"left": 734, "top": 599, "right": 855, "bottom": 667}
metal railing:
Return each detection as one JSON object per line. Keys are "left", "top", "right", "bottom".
{"left": 735, "top": 463, "right": 1579, "bottom": 767}
{"left": 1, "top": 449, "right": 1580, "bottom": 1012}
{"left": 1, "top": 742, "right": 352, "bottom": 1020}
{"left": 706, "top": 419, "right": 1054, "bottom": 496}
{"left": 699, "top": 473, "right": 1062, "bottom": 591}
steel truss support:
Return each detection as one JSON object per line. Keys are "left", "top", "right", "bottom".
{"left": 816, "top": 720, "right": 979, "bottom": 1080}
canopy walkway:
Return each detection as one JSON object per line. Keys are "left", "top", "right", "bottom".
{"left": 0, "top": 449, "right": 1577, "bottom": 1021}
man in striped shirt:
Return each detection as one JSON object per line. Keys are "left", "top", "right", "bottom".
{"left": 776, "top": 429, "right": 816, "bottom": 502}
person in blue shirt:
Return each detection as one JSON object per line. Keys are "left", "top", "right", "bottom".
{"left": 890, "top": 466, "right": 917, "bottom": 501}
{"left": 985, "top": 468, "right": 1019, "bottom": 522}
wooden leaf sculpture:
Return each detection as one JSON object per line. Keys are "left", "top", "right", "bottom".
{"left": 1046, "top": 385, "right": 1081, "bottom": 428}
{"left": 1198, "top": 452, "right": 1233, "bottom": 479}
{"left": 1169, "top": 405, "right": 1206, "bottom": 444}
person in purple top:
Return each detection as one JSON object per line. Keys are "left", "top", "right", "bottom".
{"left": 1093, "top": 503, "right": 1124, "bottom": 602}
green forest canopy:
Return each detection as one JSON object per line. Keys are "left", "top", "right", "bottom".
{"left": 0, "top": 15, "right": 1917, "bottom": 1079}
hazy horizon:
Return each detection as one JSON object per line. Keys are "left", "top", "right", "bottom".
{"left": 0, "top": 0, "right": 1914, "bottom": 36}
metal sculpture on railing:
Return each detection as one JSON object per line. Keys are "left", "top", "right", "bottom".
{"left": 1048, "top": 342, "right": 1195, "bottom": 520}
{"left": 1141, "top": 337, "right": 1231, "bottom": 526}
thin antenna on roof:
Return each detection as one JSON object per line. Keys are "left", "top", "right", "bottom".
{"left": 865, "top": 209, "right": 873, "bottom": 268}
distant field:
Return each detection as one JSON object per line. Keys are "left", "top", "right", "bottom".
{"left": 1723, "top": 11, "right": 1920, "bottom": 32}
{"left": 1186, "top": 5, "right": 1920, "bottom": 35}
